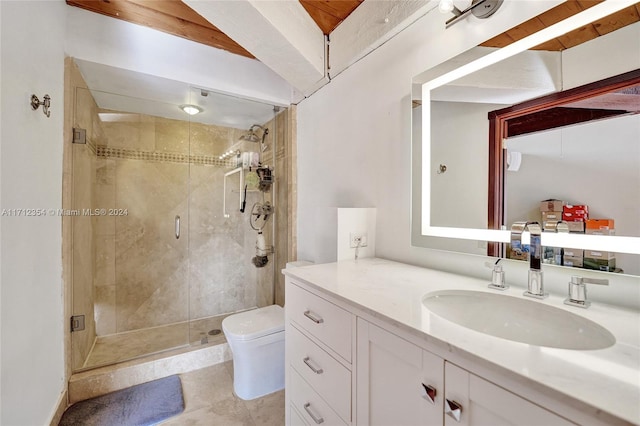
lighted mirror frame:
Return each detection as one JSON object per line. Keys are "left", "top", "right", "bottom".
{"left": 421, "top": 0, "right": 640, "bottom": 255}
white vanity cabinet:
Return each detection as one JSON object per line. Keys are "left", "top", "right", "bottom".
{"left": 356, "top": 317, "right": 574, "bottom": 426}
{"left": 356, "top": 318, "right": 444, "bottom": 425}
{"left": 284, "top": 260, "right": 638, "bottom": 426}
{"left": 443, "top": 363, "right": 574, "bottom": 426}
{"left": 285, "top": 280, "right": 355, "bottom": 426}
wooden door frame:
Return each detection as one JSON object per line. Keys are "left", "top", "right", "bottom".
{"left": 486, "top": 68, "right": 640, "bottom": 256}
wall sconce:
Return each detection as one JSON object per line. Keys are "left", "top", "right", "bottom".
{"left": 31, "top": 94, "right": 51, "bottom": 118}
{"left": 439, "top": 0, "right": 504, "bottom": 28}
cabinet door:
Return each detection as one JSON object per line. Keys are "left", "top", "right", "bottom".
{"left": 356, "top": 318, "right": 444, "bottom": 425}
{"left": 444, "top": 363, "right": 575, "bottom": 426}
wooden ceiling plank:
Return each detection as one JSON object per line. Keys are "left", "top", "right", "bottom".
{"left": 483, "top": 0, "right": 639, "bottom": 52}
{"left": 480, "top": 33, "right": 515, "bottom": 49}
{"left": 556, "top": 23, "right": 601, "bottom": 49}
{"left": 591, "top": 5, "right": 640, "bottom": 36}
{"left": 126, "top": 0, "right": 214, "bottom": 28}
{"left": 536, "top": 2, "right": 585, "bottom": 27}
{"left": 66, "top": 0, "right": 253, "bottom": 57}
{"left": 532, "top": 39, "right": 567, "bottom": 51}
{"left": 504, "top": 17, "right": 546, "bottom": 43}
{"left": 576, "top": 0, "right": 606, "bottom": 10}
{"left": 300, "top": 0, "right": 363, "bottom": 20}
{"left": 299, "top": 2, "right": 342, "bottom": 34}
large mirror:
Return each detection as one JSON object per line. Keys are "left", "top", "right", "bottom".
{"left": 412, "top": 1, "right": 640, "bottom": 276}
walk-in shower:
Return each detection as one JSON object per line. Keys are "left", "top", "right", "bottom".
{"left": 67, "top": 60, "right": 291, "bottom": 372}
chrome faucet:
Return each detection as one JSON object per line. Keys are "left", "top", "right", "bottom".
{"left": 523, "top": 222, "right": 548, "bottom": 299}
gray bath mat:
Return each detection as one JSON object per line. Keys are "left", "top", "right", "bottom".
{"left": 59, "top": 375, "right": 184, "bottom": 426}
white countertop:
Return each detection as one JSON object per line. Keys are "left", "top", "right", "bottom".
{"left": 283, "top": 258, "right": 640, "bottom": 425}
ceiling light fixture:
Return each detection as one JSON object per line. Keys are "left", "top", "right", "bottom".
{"left": 439, "top": 0, "right": 504, "bottom": 28}
{"left": 180, "top": 104, "right": 203, "bottom": 115}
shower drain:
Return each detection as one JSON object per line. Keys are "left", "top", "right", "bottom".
{"left": 208, "top": 329, "right": 222, "bottom": 336}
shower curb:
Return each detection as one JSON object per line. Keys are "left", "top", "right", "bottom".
{"left": 68, "top": 342, "right": 231, "bottom": 404}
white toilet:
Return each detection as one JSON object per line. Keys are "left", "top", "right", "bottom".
{"left": 222, "top": 304, "right": 285, "bottom": 400}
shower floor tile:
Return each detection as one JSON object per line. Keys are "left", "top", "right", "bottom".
{"left": 84, "top": 313, "right": 234, "bottom": 369}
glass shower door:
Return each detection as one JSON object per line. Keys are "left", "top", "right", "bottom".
{"left": 70, "top": 86, "right": 191, "bottom": 371}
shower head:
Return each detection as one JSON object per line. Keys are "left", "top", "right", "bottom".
{"left": 239, "top": 124, "right": 270, "bottom": 153}
{"left": 239, "top": 129, "right": 261, "bottom": 143}
{"left": 239, "top": 124, "right": 267, "bottom": 144}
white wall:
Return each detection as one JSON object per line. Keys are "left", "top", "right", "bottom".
{"left": 430, "top": 101, "right": 502, "bottom": 230}
{"left": 297, "top": 1, "right": 561, "bottom": 265}
{"left": 0, "top": 1, "right": 67, "bottom": 424}
{"left": 296, "top": 2, "right": 640, "bottom": 306}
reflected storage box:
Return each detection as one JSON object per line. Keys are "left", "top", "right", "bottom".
{"left": 585, "top": 250, "right": 615, "bottom": 260}
{"left": 583, "top": 257, "right": 616, "bottom": 271}
{"left": 586, "top": 219, "right": 615, "bottom": 231}
{"left": 563, "top": 248, "right": 584, "bottom": 258}
{"left": 566, "top": 221, "right": 585, "bottom": 233}
{"left": 540, "top": 199, "right": 566, "bottom": 212}
{"left": 563, "top": 205, "right": 589, "bottom": 220}
{"left": 542, "top": 211, "right": 563, "bottom": 221}
{"left": 543, "top": 246, "right": 562, "bottom": 265}
{"left": 586, "top": 228, "right": 615, "bottom": 235}
{"left": 563, "top": 255, "right": 584, "bottom": 268}
{"left": 509, "top": 243, "right": 529, "bottom": 260}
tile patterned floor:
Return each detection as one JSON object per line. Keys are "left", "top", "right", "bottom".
{"left": 159, "top": 361, "right": 285, "bottom": 426}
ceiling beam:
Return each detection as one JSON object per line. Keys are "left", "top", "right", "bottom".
{"left": 328, "top": 0, "right": 434, "bottom": 78}
{"left": 184, "top": 0, "right": 327, "bottom": 95}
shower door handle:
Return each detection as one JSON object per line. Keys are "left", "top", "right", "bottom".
{"left": 175, "top": 215, "right": 180, "bottom": 239}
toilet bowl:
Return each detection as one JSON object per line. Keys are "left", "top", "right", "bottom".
{"left": 222, "top": 304, "right": 285, "bottom": 400}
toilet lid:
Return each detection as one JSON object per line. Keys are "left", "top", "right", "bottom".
{"left": 222, "top": 305, "right": 284, "bottom": 341}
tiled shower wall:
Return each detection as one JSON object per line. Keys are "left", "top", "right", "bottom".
{"left": 93, "top": 112, "right": 283, "bottom": 335}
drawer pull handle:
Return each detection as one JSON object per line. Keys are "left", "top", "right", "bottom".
{"left": 303, "top": 402, "right": 324, "bottom": 424}
{"left": 421, "top": 383, "right": 437, "bottom": 404}
{"left": 303, "top": 310, "right": 324, "bottom": 324}
{"left": 303, "top": 357, "right": 324, "bottom": 374}
{"left": 445, "top": 398, "right": 463, "bottom": 422}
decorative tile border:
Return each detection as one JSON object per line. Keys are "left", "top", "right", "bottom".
{"left": 96, "top": 145, "right": 235, "bottom": 167}
{"left": 87, "top": 137, "right": 98, "bottom": 155}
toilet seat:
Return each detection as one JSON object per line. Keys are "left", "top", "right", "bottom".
{"left": 222, "top": 305, "right": 284, "bottom": 341}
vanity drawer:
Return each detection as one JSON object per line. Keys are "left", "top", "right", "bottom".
{"left": 290, "top": 404, "right": 309, "bottom": 426}
{"left": 289, "top": 325, "right": 351, "bottom": 423}
{"left": 287, "top": 282, "right": 352, "bottom": 362}
{"left": 290, "top": 368, "right": 348, "bottom": 426}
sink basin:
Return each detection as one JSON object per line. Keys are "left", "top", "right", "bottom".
{"left": 422, "top": 290, "right": 615, "bottom": 350}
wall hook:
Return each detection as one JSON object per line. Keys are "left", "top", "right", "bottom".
{"left": 31, "top": 94, "right": 51, "bottom": 117}
{"left": 437, "top": 164, "right": 447, "bottom": 174}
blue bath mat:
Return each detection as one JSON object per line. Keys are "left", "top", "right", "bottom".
{"left": 59, "top": 375, "right": 184, "bottom": 426}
